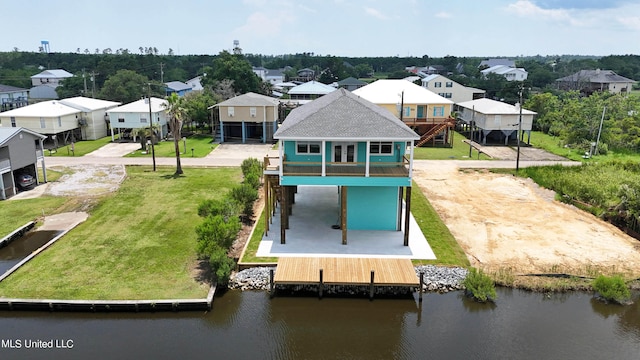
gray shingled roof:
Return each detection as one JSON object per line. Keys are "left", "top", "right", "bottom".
{"left": 0, "top": 84, "right": 27, "bottom": 93}
{"left": 274, "top": 88, "right": 419, "bottom": 140}
{"left": 556, "top": 69, "right": 637, "bottom": 84}
{"left": 215, "top": 92, "right": 280, "bottom": 107}
{"left": 337, "top": 77, "right": 367, "bottom": 86}
{"left": 0, "top": 127, "right": 45, "bottom": 146}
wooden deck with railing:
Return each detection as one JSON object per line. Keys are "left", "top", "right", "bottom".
{"left": 264, "top": 156, "right": 410, "bottom": 177}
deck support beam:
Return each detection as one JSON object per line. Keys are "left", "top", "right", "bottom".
{"left": 341, "top": 186, "right": 347, "bottom": 245}
{"left": 280, "top": 185, "right": 287, "bottom": 244}
{"left": 404, "top": 186, "right": 411, "bottom": 246}
{"left": 397, "top": 186, "right": 404, "bottom": 231}
{"left": 264, "top": 173, "right": 269, "bottom": 236}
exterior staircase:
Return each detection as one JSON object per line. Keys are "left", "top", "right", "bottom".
{"left": 414, "top": 118, "right": 456, "bottom": 147}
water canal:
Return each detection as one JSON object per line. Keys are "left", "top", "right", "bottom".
{"left": 0, "top": 288, "right": 638, "bottom": 359}
{"left": 0, "top": 231, "right": 60, "bottom": 275}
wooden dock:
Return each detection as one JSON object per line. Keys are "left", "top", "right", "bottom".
{"left": 274, "top": 257, "right": 419, "bottom": 286}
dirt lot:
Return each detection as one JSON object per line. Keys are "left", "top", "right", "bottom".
{"left": 412, "top": 161, "right": 640, "bottom": 279}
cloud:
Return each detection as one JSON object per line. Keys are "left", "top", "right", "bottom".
{"left": 617, "top": 16, "right": 640, "bottom": 30}
{"left": 364, "top": 7, "right": 389, "bottom": 20}
{"left": 435, "top": 11, "right": 452, "bottom": 19}
{"left": 506, "top": 0, "right": 580, "bottom": 24}
{"left": 534, "top": 0, "right": 624, "bottom": 10}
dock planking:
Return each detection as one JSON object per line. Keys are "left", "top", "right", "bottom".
{"left": 274, "top": 257, "right": 419, "bottom": 286}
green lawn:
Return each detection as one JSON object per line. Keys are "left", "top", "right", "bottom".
{"left": 0, "top": 166, "right": 242, "bottom": 300}
{"left": 47, "top": 136, "right": 113, "bottom": 157}
{"left": 413, "top": 131, "right": 491, "bottom": 160}
{"left": 240, "top": 181, "right": 470, "bottom": 268}
{"left": 0, "top": 197, "right": 68, "bottom": 238}
{"left": 529, "top": 131, "right": 640, "bottom": 162}
{"left": 126, "top": 135, "right": 217, "bottom": 158}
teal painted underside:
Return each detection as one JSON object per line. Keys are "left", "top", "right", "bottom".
{"left": 280, "top": 176, "right": 412, "bottom": 187}
{"left": 346, "top": 186, "right": 398, "bottom": 230}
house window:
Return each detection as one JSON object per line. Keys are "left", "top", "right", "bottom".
{"left": 40, "top": 117, "right": 45, "bottom": 128}
{"left": 370, "top": 141, "right": 393, "bottom": 155}
{"left": 296, "top": 141, "right": 321, "bottom": 154}
{"left": 445, "top": 93, "right": 452, "bottom": 98}
{"left": 228, "top": 107, "right": 235, "bottom": 117}
{"left": 446, "top": 82, "right": 453, "bottom": 87}
{"left": 404, "top": 106, "right": 411, "bottom": 117}
{"left": 433, "top": 106, "right": 444, "bottom": 117}
{"left": 10, "top": 117, "right": 16, "bottom": 127}
{"left": 140, "top": 114, "right": 147, "bottom": 123}
{"left": 58, "top": 117, "right": 62, "bottom": 127}
{"left": 434, "top": 82, "right": 442, "bottom": 88}
{"left": 118, "top": 117, "right": 125, "bottom": 123}
{"left": 250, "top": 107, "right": 257, "bottom": 117}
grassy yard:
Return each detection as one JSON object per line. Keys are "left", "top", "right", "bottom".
{"left": 126, "top": 135, "right": 217, "bottom": 158}
{"left": 413, "top": 131, "right": 491, "bottom": 160}
{"left": 0, "top": 197, "right": 68, "bottom": 238}
{"left": 529, "top": 131, "right": 640, "bottom": 162}
{"left": 240, "top": 181, "right": 470, "bottom": 268}
{"left": 47, "top": 136, "right": 113, "bottom": 157}
{"left": 0, "top": 166, "right": 242, "bottom": 300}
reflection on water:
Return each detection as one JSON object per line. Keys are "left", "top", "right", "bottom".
{"left": 0, "top": 289, "right": 639, "bottom": 360}
{"left": 0, "top": 231, "right": 61, "bottom": 274}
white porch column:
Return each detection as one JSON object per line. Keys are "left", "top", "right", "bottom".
{"left": 321, "top": 140, "right": 326, "bottom": 176}
{"left": 409, "top": 141, "right": 414, "bottom": 178}
{"left": 279, "top": 139, "right": 284, "bottom": 177}
{"left": 365, "top": 140, "right": 370, "bottom": 177}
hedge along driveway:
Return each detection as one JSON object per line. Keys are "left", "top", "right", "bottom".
{"left": 0, "top": 166, "right": 242, "bottom": 300}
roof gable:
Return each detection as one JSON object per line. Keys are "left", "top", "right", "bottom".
{"left": 31, "top": 69, "right": 73, "bottom": 79}
{"left": 0, "top": 127, "right": 46, "bottom": 146}
{"left": 555, "top": 69, "right": 637, "bottom": 84}
{"left": 59, "top": 97, "right": 121, "bottom": 111}
{"left": 0, "top": 99, "right": 79, "bottom": 117}
{"left": 457, "top": 98, "right": 536, "bottom": 115}
{"left": 215, "top": 92, "right": 280, "bottom": 107}
{"left": 274, "top": 88, "right": 419, "bottom": 140}
{"left": 288, "top": 81, "right": 337, "bottom": 95}
{"left": 107, "top": 97, "right": 168, "bottom": 113}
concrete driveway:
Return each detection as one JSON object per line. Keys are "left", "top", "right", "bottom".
{"left": 85, "top": 143, "right": 140, "bottom": 157}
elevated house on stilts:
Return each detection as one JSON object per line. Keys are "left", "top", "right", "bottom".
{"left": 263, "top": 88, "right": 420, "bottom": 247}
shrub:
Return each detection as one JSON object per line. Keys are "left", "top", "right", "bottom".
{"left": 197, "top": 198, "right": 241, "bottom": 221}
{"left": 195, "top": 214, "right": 241, "bottom": 258}
{"left": 241, "top": 157, "right": 263, "bottom": 178}
{"left": 592, "top": 275, "right": 630, "bottom": 304}
{"left": 230, "top": 184, "right": 258, "bottom": 219}
{"left": 244, "top": 171, "right": 261, "bottom": 190}
{"left": 463, "top": 268, "right": 497, "bottom": 303}
{"left": 209, "top": 247, "right": 236, "bottom": 286}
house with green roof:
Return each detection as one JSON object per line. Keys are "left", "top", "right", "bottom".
{"left": 264, "top": 88, "right": 419, "bottom": 245}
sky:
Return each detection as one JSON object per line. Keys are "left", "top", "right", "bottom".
{"left": 2, "top": 0, "right": 639, "bottom": 58}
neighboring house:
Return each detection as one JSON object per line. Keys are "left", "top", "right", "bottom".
{"left": 264, "top": 88, "right": 419, "bottom": 245}
{"left": 0, "top": 100, "right": 81, "bottom": 146}
{"left": 0, "top": 84, "right": 29, "bottom": 111}
{"left": 287, "top": 81, "right": 337, "bottom": 103}
{"left": 273, "top": 82, "right": 298, "bottom": 94}
{"left": 555, "top": 69, "right": 637, "bottom": 95}
{"left": 456, "top": 98, "right": 536, "bottom": 145}
{"left": 30, "top": 69, "right": 73, "bottom": 88}
{"left": 29, "top": 84, "right": 58, "bottom": 101}
{"left": 0, "top": 96, "right": 120, "bottom": 142}
{"left": 165, "top": 81, "right": 192, "bottom": 97}
{"left": 290, "top": 68, "right": 315, "bottom": 82}
{"left": 0, "top": 127, "right": 47, "bottom": 200}
{"left": 421, "top": 74, "right": 486, "bottom": 103}
{"left": 353, "top": 79, "right": 455, "bottom": 147}
{"left": 186, "top": 76, "right": 203, "bottom": 91}
{"left": 481, "top": 65, "right": 528, "bottom": 81}
{"left": 252, "top": 67, "right": 286, "bottom": 84}
{"left": 337, "top": 77, "right": 367, "bottom": 91}
{"left": 106, "top": 97, "right": 169, "bottom": 142}
{"left": 252, "top": 67, "right": 268, "bottom": 80}
{"left": 59, "top": 97, "right": 121, "bottom": 140}
{"left": 479, "top": 58, "right": 515, "bottom": 69}
{"left": 210, "top": 92, "right": 280, "bottom": 143}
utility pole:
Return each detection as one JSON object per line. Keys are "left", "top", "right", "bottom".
{"left": 159, "top": 63, "right": 164, "bottom": 83}
{"left": 82, "top": 69, "right": 88, "bottom": 96}
{"left": 148, "top": 83, "right": 156, "bottom": 171}
{"left": 516, "top": 86, "right": 523, "bottom": 175}
{"left": 89, "top": 71, "right": 99, "bottom": 98}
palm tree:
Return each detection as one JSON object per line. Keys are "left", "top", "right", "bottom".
{"left": 164, "top": 93, "right": 186, "bottom": 175}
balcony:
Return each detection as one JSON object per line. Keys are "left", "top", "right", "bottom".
{"left": 264, "top": 156, "right": 410, "bottom": 177}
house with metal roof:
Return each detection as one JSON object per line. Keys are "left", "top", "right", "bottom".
{"left": 263, "top": 88, "right": 419, "bottom": 245}
{"left": 0, "top": 127, "right": 47, "bottom": 200}
{"left": 30, "top": 69, "right": 73, "bottom": 88}
{"left": 287, "top": 81, "right": 337, "bottom": 103}
{"left": 421, "top": 74, "right": 486, "bottom": 104}
{"left": 0, "top": 84, "right": 29, "bottom": 111}
{"left": 353, "top": 79, "right": 456, "bottom": 147}
{"left": 106, "top": 97, "right": 169, "bottom": 142}
{"left": 210, "top": 92, "right": 280, "bottom": 143}
{"left": 555, "top": 69, "right": 637, "bottom": 95}
{"left": 337, "top": 77, "right": 367, "bottom": 91}
{"left": 59, "top": 97, "right": 121, "bottom": 140}
{"left": 165, "top": 81, "right": 193, "bottom": 97}
{"left": 456, "top": 98, "right": 536, "bottom": 145}
{"left": 479, "top": 58, "right": 515, "bottom": 69}
{"left": 481, "top": 65, "right": 528, "bottom": 81}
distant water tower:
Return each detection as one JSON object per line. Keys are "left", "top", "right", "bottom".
{"left": 233, "top": 40, "right": 242, "bottom": 55}
{"left": 40, "top": 40, "right": 50, "bottom": 53}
